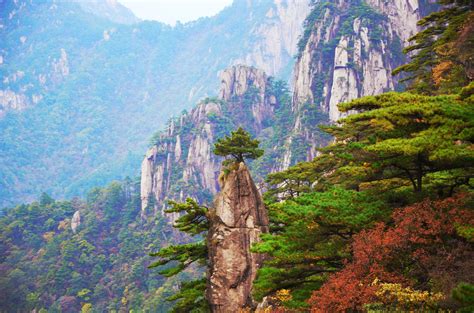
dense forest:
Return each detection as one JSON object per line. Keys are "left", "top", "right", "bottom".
{"left": 0, "top": 179, "right": 188, "bottom": 312}
{"left": 1, "top": 0, "right": 473, "bottom": 312}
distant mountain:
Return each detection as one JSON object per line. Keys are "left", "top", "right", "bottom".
{"left": 0, "top": 0, "right": 309, "bottom": 207}
{"left": 73, "top": 0, "right": 140, "bottom": 24}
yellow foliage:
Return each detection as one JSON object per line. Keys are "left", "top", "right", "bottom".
{"left": 42, "top": 231, "right": 55, "bottom": 242}
{"left": 57, "top": 219, "right": 69, "bottom": 231}
{"left": 373, "top": 279, "right": 444, "bottom": 308}
{"left": 432, "top": 61, "right": 454, "bottom": 86}
{"left": 81, "top": 303, "right": 92, "bottom": 313}
{"left": 276, "top": 289, "right": 292, "bottom": 302}
{"left": 121, "top": 297, "right": 128, "bottom": 306}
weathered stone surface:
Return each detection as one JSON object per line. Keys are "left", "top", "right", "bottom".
{"left": 140, "top": 65, "right": 274, "bottom": 217}
{"left": 287, "top": 0, "right": 425, "bottom": 165}
{"left": 71, "top": 210, "right": 81, "bottom": 233}
{"left": 0, "top": 89, "right": 30, "bottom": 118}
{"left": 234, "top": 0, "right": 310, "bottom": 77}
{"left": 207, "top": 163, "right": 269, "bottom": 312}
{"left": 219, "top": 65, "right": 267, "bottom": 102}
{"left": 293, "top": 0, "right": 421, "bottom": 121}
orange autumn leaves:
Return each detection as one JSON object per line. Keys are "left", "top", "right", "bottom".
{"left": 309, "top": 194, "right": 474, "bottom": 312}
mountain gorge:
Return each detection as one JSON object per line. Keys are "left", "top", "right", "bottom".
{"left": 141, "top": 0, "right": 432, "bottom": 215}
{"left": 0, "top": 0, "right": 310, "bottom": 207}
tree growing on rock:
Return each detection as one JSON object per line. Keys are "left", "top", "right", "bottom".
{"left": 213, "top": 127, "right": 263, "bottom": 164}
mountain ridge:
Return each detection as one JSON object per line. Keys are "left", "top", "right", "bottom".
{"left": 0, "top": 0, "right": 310, "bottom": 207}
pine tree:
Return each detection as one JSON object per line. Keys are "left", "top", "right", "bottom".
{"left": 213, "top": 127, "right": 263, "bottom": 164}
{"left": 253, "top": 188, "right": 387, "bottom": 308}
{"left": 393, "top": 0, "right": 473, "bottom": 94}
{"left": 148, "top": 198, "right": 210, "bottom": 312}
{"left": 323, "top": 90, "right": 474, "bottom": 195}
{"left": 269, "top": 90, "right": 474, "bottom": 198}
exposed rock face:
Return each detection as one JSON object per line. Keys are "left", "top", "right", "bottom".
{"left": 140, "top": 65, "right": 276, "bottom": 217}
{"left": 1, "top": 0, "right": 309, "bottom": 207}
{"left": 141, "top": 2, "right": 433, "bottom": 217}
{"left": 292, "top": 0, "right": 421, "bottom": 121}
{"left": 365, "top": 0, "right": 420, "bottom": 44}
{"left": 234, "top": 0, "right": 310, "bottom": 77}
{"left": 219, "top": 66, "right": 267, "bottom": 102}
{"left": 51, "top": 48, "right": 70, "bottom": 83}
{"left": 286, "top": 0, "right": 426, "bottom": 165}
{"left": 0, "top": 48, "right": 69, "bottom": 117}
{"left": 71, "top": 210, "right": 81, "bottom": 233}
{"left": 206, "top": 163, "right": 269, "bottom": 312}
{"left": 0, "top": 89, "right": 30, "bottom": 118}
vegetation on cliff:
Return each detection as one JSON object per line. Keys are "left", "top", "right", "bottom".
{"left": 213, "top": 127, "right": 264, "bottom": 164}
{"left": 249, "top": 1, "right": 474, "bottom": 310}
{"left": 149, "top": 128, "right": 266, "bottom": 312}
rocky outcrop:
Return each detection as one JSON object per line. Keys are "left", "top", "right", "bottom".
{"left": 206, "top": 163, "right": 269, "bottom": 312}
{"left": 141, "top": 1, "right": 433, "bottom": 217}
{"left": 140, "top": 65, "right": 278, "bottom": 217}
{"left": 51, "top": 48, "right": 69, "bottom": 83}
{"left": 286, "top": 0, "right": 426, "bottom": 165}
{"left": 0, "top": 89, "right": 30, "bottom": 118}
{"left": 219, "top": 66, "right": 267, "bottom": 102}
{"left": 234, "top": 0, "right": 310, "bottom": 77}
{"left": 365, "top": 0, "right": 420, "bottom": 44}
{"left": 71, "top": 210, "right": 81, "bottom": 233}
{"left": 0, "top": 48, "right": 69, "bottom": 118}
{"left": 293, "top": 0, "right": 421, "bottom": 121}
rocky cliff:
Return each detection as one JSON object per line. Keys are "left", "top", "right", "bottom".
{"left": 206, "top": 163, "right": 269, "bottom": 311}
{"left": 285, "top": 0, "right": 428, "bottom": 163}
{"left": 234, "top": 0, "right": 310, "bottom": 78}
{"left": 140, "top": 65, "right": 288, "bottom": 216}
{"left": 292, "top": 0, "right": 421, "bottom": 121}
{"left": 141, "top": 1, "right": 435, "bottom": 217}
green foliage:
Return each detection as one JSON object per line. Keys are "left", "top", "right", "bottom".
{"left": 257, "top": 84, "right": 473, "bottom": 309}
{"left": 0, "top": 180, "right": 173, "bottom": 312}
{"left": 393, "top": 0, "right": 474, "bottom": 93}
{"left": 213, "top": 127, "right": 264, "bottom": 164}
{"left": 324, "top": 92, "right": 474, "bottom": 194}
{"left": 0, "top": 0, "right": 300, "bottom": 208}
{"left": 297, "top": 0, "right": 388, "bottom": 58}
{"left": 452, "top": 282, "right": 474, "bottom": 312}
{"left": 253, "top": 188, "right": 386, "bottom": 307}
{"left": 166, "top": 278, "right": 210, "bottom": 313}
{"left": 148, "top": 198, "right": 210, "bottom": 312}
{"left": 149, "top": 242, "right": 207, "bottom": 277}
{"left": 165, "top": 198, "right": 209, "bottom": 236}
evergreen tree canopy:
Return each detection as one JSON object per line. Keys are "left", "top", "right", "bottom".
{"left": 253, "top": 188, "right": 387, "bottom": 308}
{"left": 148, "top": 198, "right": 210, "bottom": 312}
{"left": 326, "top": 91, "right": 474, "bottom": 194}
{"left": 213, "top": 127, "right": 264, "bottom": 163}
{"left": 393, "top": 0, "right": 474, "bottom": 93}
{"left": 267, "top": 90, "right": 474, "bottom": 198}
{"left": 258, "top": 88, "right": 474, "bottom": 309}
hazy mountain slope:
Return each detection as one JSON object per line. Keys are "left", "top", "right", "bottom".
{"left": 0, "top": 0, "right": 309, "bottom": 207}
{"left": 73, "top": 0, "right": 140, "bottom": 24}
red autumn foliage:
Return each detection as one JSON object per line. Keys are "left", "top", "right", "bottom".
{"left": 309, "top": 194, "right": 474, "bottom": 312}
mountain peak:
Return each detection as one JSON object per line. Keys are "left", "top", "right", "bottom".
{"left": 74, "top": 0, "right": 139, "bottom": 24}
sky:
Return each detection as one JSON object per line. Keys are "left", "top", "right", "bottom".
{"left": 119, "top": 0, "right": 233, "bottom": 25}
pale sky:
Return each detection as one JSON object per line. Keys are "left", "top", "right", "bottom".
{"left": 119, "top": 0, "right": 233, "bottom": 25}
